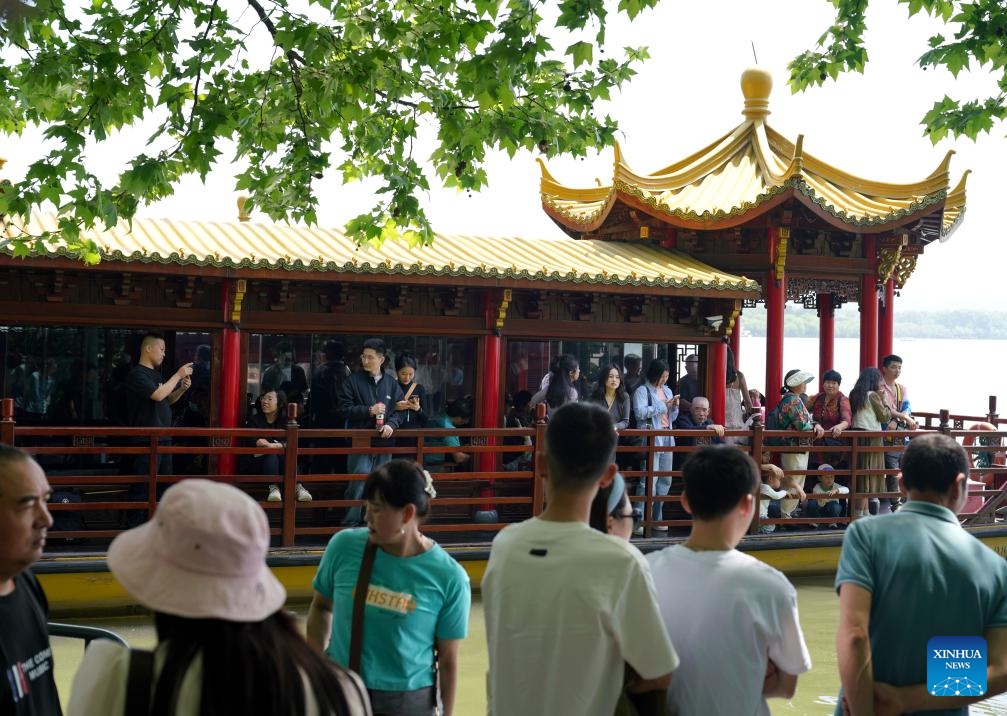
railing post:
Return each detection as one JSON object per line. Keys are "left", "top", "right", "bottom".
{"left": 849, "top": 435, "right": 860, "bottom": 521}
{"left": 1, "top": 398, "right": 14, "bottom": 445}
{"left": 282, "top": 403, "right": 300, "bottom": 547}
{"left": 939, "top": 409, "right": 951, "bottom": 435}
{"left": 532, "top": 403, "right": 547, "bottom": 516}
{"left": 749, "top": 414, "right": 764, "bottom": 535}
{"left": 989, "top": 396, "right": 999, "bottom": 426}
{"left": 148, "top": 435, "right": 159, "bottom": 521}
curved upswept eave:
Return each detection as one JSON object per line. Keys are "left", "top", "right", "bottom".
{"left": 766, "top": 128, "right": 954, "bottom": 200}
{"left": 541, "top": 108, "right": 965, "bottom": 234}
{"left": 940, "top": 169, "right": 969, "bottom": 241}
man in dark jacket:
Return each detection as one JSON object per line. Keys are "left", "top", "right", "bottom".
{"left": 337, "top": 338, "right": 404, "bottom": 525}
{"left": 309, "top": 340, "right": 350, "bottom": 477}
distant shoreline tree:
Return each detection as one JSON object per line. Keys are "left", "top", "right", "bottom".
{"left": 0, "top": 0, "right": 657, "bottom": 260}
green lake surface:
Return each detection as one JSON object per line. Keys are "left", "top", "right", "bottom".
{"left": 50, "top": 576, "right": 1006, "bottom": 715}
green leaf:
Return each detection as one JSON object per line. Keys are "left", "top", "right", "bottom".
{"left": 567, "top": 40, "right": 594, "bottom": 68}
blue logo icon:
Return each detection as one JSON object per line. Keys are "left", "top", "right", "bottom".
{"left": 927, "top": 636, "right": 987, "bottom": 697}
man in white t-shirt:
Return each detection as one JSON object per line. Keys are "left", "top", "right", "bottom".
{"left": 647, "top": 446, "right": 812, "bottom": 716}
{"left": 482, "top": 402, "right": 678, "bottom": 716}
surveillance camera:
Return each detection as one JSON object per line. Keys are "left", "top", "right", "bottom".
{"left": 704, "top": 315, "right": 723, "bottom": 329}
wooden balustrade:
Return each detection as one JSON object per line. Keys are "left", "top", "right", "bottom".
{"left": 2, "top": 398, "right": 1004, "bottom": 547}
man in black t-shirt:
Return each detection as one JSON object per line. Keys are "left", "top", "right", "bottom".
{"left": 0, "top": 446, "right": 62, "bottom": 715}
{"left": 125, "top": 334, "right": 193, "bottom": 525}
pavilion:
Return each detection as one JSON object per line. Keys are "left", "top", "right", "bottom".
{"left": 539, "top": 67, "right": 968, "bottom": 421}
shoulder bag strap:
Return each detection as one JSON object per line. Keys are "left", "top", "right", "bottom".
{"left": 124, "top": 649, "right": 155, "bottom": 716}
{"left": 403, "top": 382, "right": 417, "bottom": 402}
{"left": 348, "top": 540, "right": 379, "bottom": 675}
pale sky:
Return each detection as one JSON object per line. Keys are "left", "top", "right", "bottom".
{"left": 4, "top": 1, "right": 1002, "bottom": 310}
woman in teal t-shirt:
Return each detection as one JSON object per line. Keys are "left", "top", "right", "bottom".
{"left": 307, "top": 460, "right": 471, "bottom": 716}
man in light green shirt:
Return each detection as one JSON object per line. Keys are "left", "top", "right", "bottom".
{"left": 835, "top": 433, "right": 1007, "bottom": 715}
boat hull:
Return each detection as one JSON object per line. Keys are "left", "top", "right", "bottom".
{"left": 36, "top": 526, "right": 1007, "bottom": 615}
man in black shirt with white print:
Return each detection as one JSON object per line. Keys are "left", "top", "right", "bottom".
{"left": 0, "top": 445, "right": 61, "bottom": 716}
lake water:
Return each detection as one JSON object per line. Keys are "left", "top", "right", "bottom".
{"left": 51, "top": 584, "right": 1007, "bottom": 715}
{"left": 738, "top": 337, "right": 1007, "bottom": 418}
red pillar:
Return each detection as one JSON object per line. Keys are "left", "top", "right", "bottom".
{"left": 878, "top": 278, "right": 895, "bottom": 365}
{"left": 859, "top": 235, "right": 879, "bottom": 373}
{"left": 478, "top": 292, "right": 503, "bottom": 472}
{"left": 709, "top": 341, "right": 727, "bottom": 426}
{"left": 220, "top": 279, "right": 242, "bottom": 476}
{"left": 765, "top": 267, "right": 785, "bottom": 408}
{"left": 728, "top": 316, "right": 741, "bottom": 368}
{"left": 818, "top": 293, "right": 834, "bottom": 379}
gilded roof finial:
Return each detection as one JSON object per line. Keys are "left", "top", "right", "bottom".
{"left": 741, "top": 67, "right": 772, "bottom": 120}
{"left": 237, "top": 195, "right": 251, "bottom": 222}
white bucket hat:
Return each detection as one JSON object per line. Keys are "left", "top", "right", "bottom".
{"left": 785, "top": 370, "right": 815, "bottom": 389}
{"left": 107, "top": 479, "right": 286, "bottom": 622}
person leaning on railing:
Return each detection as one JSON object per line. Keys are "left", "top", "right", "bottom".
{"left": 773, "top": 369, "right": 825, "bottom": 482}
{"left": 807, "top": 370, "right": 852, "bottom": 469}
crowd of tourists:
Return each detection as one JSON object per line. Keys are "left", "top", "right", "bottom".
{"left": 2, "top": 391, "right": 1006, "bottom": 715}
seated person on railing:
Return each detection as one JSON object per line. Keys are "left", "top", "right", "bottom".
{"left": 242, "top": 389, "right": 311, "bottom": 503}
{"left": 67, "top": 480, "right": 371, "bottom": 716}
{"left": 805, "top": 464, "right": 848, "bottom": 528}
{"left": 673, "top": 396, "right": 725, "bottom": 469}
{"left": 758, "top": 470, "right": 790, "bottom": 534}
{"left": 424, "top": 398, "right": 471, "bottom": 471}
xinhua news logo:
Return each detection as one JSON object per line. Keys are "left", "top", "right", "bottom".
{"left": 927, "top": 636, "right": 987, "bottom": 697}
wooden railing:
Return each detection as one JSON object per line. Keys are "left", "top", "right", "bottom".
{"left": 4, "top": 398, "right": 1004, "bottom": 548}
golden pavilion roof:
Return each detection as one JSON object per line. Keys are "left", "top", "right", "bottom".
{"left": 541, "top": 68, "right": 967, "bottom": 240}
{"left": 3, "top": 212, "right": 760, "bottom": 295}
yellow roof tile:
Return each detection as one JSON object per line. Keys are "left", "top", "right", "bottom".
{"left": 5, "top": 212, "right": 761, "bottom": 295}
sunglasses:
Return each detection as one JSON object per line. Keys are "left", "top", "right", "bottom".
{"left": 611, "top": 507, "right": 643, "bottom": 531}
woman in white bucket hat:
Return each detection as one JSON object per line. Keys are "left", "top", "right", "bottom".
{"left": 67, "top": 479, "right": 371, "bottom": 715}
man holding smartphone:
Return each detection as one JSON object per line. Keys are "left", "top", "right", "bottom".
{"left": 125, "top": 333, "right": 193, "bottom": 526}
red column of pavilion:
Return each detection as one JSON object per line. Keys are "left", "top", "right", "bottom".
{"left": 859, "top": 235, "right": 879, "bottom": 373}
{"left": 219, "top": 279, "right": 242, "bottom": 476}
{"left": 764, "top": 266, "right": 785, "bottom": 407}
{"left": 475, "top": 292, "right": 503, "bottom": 521}
{"left": 818, "top": 293, "right": 834, "bottom": 378}
{"left": 878, "top": 278, "right": 895, "bottom": 364}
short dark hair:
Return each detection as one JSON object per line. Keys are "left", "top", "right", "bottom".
{"left": 361, "top": 338, "right": 387, "bottom": 356}
{"left": 363, "top": 460, "right": 432, "bottom": 520}
{"left": 823, "top": 370, "right": 842, "bottom": 384}
{"left": 901, "top": 434, "right": 969, "bottom": 494}
{"left": 0, "top": 444, "right": 32, "bottom": 497}
{"left": 682, "top": 446, "right": 759, "bottom": 520}
{"left": 140, "top": 332, "right": 164, "bottom": 349}
{"left": 322, "top": 340, "right": 344, "bottom": 361}
{"left": 546, "top": 402, "right": 616, "bottom": 491}
{"left": 394, "top": 351, "right": 417, "bottom": 372}
{"left": 645, "top": 358, "right": 670, "bottom": 385}
{"left": 882, "top": 354, "right": 903, "bottom": 368}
